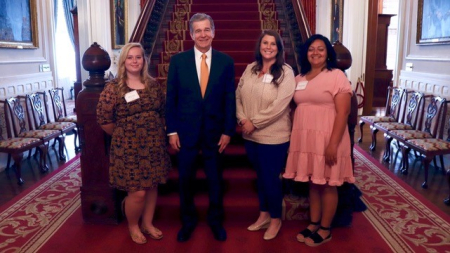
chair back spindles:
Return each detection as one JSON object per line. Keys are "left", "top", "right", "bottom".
{"left": 5, "top": 97, "right": 28, "bottom": 136}
{"left": 49, "top": 88, "right": 68, "bottom": 121}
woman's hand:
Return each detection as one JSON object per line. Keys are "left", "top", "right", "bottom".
{"left": 241, "top": 119, "right": 256, "bottom": 135}
{"left": 324, "top": 143, "right": 338, "bottom": 167}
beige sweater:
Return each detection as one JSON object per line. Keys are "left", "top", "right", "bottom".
{"left": 236, "top": 62, "right": 296, "bottom": 144}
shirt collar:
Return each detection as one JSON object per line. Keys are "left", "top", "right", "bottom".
{"left": 194, "top": 47, "right": 212, "bottom": 60}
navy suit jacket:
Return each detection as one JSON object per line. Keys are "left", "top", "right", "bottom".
{"left": 165, "top": 48, "right": 236, "bottom": 148}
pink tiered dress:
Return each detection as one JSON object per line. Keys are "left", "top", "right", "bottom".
{"left": 283, "top": 69, "right": 355, "bottom": 186}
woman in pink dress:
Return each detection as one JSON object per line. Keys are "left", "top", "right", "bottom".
{"left": 283, "top": 34, "right": 355, "bottom": 247}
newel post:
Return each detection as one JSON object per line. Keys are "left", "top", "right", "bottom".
{"left": 76, "top": 43, "right": 121, "bottom": 224}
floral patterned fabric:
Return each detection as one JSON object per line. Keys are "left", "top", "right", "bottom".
{"left": 374, "top": 122, "right": 413, "bottom": 131}
{"left": 18, "top": 130, "right": 60, "bottom": 139}
{"left": 97, "top": 83, "right": 171, "bottom": 192}
{"left": 38, "top": 122, "right": 75, "bottom": 131}
{"left": 388, "top": 130, "right": 432, "bottom": 140}
{"left": 406, "top": 138, "right": 450, "bottom": 151}
{"left": 57, "top": 116, "right": 77, "bottom": 123}
{"left": 0, "top": 137, "right": 41, "bottom": 149}
{"left": 360, "top": 115, "right": 396, "bottom": 124}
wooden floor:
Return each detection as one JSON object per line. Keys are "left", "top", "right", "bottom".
{"left": 1, "top": 111, "right": 449, "bottom": 215}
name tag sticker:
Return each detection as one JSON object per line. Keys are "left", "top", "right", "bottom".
{"left": 295, "top": 81, "right": 308, "bottom": 90}
{"left": 124, "top": 90, "right": 140, "bottom": 103}
{"left": 262, "top": 74, "right": 273, "bottom": 83}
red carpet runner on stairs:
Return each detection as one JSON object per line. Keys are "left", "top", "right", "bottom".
{"left": 1, "top": 148, "right": 450, "bottom": 252}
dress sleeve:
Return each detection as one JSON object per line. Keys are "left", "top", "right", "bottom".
{"left": 97, "top": 83, "right": 117, "bottom": 125}
{"left": 331, "top": 69, "right": 352, "bottom": 97}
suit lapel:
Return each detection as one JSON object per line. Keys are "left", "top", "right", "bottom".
{"left": 185, "top": 49, "right": 202, "bottom": 98}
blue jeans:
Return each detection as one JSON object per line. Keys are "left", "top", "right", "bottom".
{"left": 245, "top": 140, "right": 289, "bottom": 218}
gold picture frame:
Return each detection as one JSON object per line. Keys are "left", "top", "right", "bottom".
{"left": 0, "top": 0, "right": 39, "bottom": 49}
{"left": 331, "top": 0, "right": 343, "bottom": 43}
{"left": 111, "top": 0, "right": 128, "bottom": 49}
{"left": 416, "top": 0, "right": 450, "bottom": 45}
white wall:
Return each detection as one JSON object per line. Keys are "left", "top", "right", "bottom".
{"left": 77, "top": 0, "right": 140, "bottom": 81}
{"left": 316, "top": 0, "right": 368, "bottom": 90}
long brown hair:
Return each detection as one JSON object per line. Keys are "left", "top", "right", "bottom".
{"left": 251, "top": 30, "right": 285, "bottom": 86}
{"left": 114, "top": 42, "right": 158, "bottom": 97}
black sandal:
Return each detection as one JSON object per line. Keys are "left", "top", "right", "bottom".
{"left": 305, "top": 226, "right": 332, "bottom": 247}
{"left": 296, "top": 221, "right": 320, "bottom": 243}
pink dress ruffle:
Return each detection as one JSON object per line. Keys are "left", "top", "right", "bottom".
{"left": 283, "top": 69, "right": 355, "bottom": 186}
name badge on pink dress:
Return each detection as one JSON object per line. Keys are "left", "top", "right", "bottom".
{"left": 295, "top": 81, "right": 308, "bottom": 90}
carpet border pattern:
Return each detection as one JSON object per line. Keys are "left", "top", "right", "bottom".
{"left": 353, "top": 147, "right": 450, "bottom": 253}
{"left": 0, "top": 157, "right": 81, "bottom": 253}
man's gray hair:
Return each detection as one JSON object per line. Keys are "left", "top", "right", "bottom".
{"left": 189, "top": 13, "right": 215, "bottom": 34}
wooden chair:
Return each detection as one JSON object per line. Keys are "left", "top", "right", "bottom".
{"left": 48, "top": 87, "right": 79, "bottom": 151}
{"left": 372, "top": 91, "right": 424, "bottom": 157}
{"left": 386, "top": 95, "right": 446, "bottom": 173}
{"left": 358, "top": 87, "right": 406, "bottom": 150}
{"left": 5, "top": 96, "right": 62, "bottom": 164}
{"left": 26, "top": 92, "right": 76, "bottom": 160}
{"left": 400, "top": 100, "right": 450, "bottom": 189}
{"left": 0, "top": 101, "right": 48, "bottom": 185}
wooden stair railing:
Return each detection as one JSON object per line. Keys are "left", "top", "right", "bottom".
{"left": 280, "top": 0, "right": 312, "bottom": 74}
{"left": 129, "top": 0, "right": 169, "bottom": 57}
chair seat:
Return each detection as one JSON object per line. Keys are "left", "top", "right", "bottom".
{"left": 57, "top": 116, "right": 77, "bottom": 123}
{"left": 39, "top": 122, "right": 76, "bottom": 131}
{"left": 375, "top": 122, "right": 413, "bottom": 131}
{"left": 19, "top": 129, "right": 60, "bottom": 139}
{"left": 407, "top": 138, "right": 450, "bottom": 151}
{"left": 389, "top": 130, "right": 433, "bottom": 140}
{"left": 0, "top": 137, "right": 41, "bottom": 149}
{"left": 360, "top": 116, "right": 396, "bottom": 124}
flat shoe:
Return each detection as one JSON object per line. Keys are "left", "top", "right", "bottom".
{"left": 130, "top": 232, "right": 147, "bottom": 244}
{"left": 141, "top": 226, "right": 163, "bottom": 240}
{"left": 247, "top": 218, "right": 271, "bottom": 231}
{"left": 263, "top": 221, "right": 282, "bottom": 240}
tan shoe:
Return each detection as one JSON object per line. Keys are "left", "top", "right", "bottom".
{"left": 130, "top": 232, "right": 147, "bottom": 244}
{"left": 247, "top": 218, "right": 271, "bottom": 231}
{"left": 141, "top": 226, "right": 163, "bottom": 240}
{"left": 263, "top": 221, "right": 282, "bottom": 240}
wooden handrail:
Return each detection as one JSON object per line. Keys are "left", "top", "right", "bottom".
{"left": 292, "top": 0, "right": 312, "bottom": 41}
{"left": 129, "top": 0, "right": 156, "bottom": 43}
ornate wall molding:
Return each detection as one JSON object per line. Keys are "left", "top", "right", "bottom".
{"left": 398, "top": 70, "right": 450, "bottom": 98}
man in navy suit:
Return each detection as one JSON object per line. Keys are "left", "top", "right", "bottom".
{"left": 165, "top": 13, "right": 236, "bottom": 242}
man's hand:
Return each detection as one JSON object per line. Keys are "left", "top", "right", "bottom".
{"left": 218, "top": 134, "right": 231, "bottom": 153}
{"left": 169, "top": 134, "right": 181, "bottom": 152}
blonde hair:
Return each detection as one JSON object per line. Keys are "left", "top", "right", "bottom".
{"left": 115, "top": 42, "right": 157, "bottom": 97}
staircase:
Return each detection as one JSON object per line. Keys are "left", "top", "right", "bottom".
{"left": 149, "top": 0, "right": 309, "bottom": 222}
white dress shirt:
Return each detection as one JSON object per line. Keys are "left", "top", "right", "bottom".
{"left": 193, "top": 47, "right": 212, "bottom": 85}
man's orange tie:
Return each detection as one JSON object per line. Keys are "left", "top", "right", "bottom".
{"left": 200, "top": 53, "right": 209, "bottom": 98}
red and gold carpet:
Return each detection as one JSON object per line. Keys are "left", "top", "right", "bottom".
{"left": 1, "top": 148, "right": 450, "bottom": 252}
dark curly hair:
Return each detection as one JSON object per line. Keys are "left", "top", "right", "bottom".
{"left": 299, "top": 34, "right": 337, "bottom": 76}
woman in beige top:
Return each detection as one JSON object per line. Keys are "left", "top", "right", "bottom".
{"left": 236, "top": 30, "right": 295, "bottom": 240}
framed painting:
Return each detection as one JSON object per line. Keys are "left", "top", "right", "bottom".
{"left": 417, "top": 0, "right": 450, "bottom": 44}
{"left": 111, "top": 0, "right": 128, "bottom": 49}
{"left": 331, "top": 0, "right": 343, "bottom": 43}
{"left": 0, "top": 0, "right": 38, "bottom": 49}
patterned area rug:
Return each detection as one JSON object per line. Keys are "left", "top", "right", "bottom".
{"left": 0, "top": 155, "right": 81, "bottom": 253}
{"left": 353, "top": 145, "right": 450, "bottom": 253}
{"left": 1, "top": 149, "right": 450, "bottom": 252}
